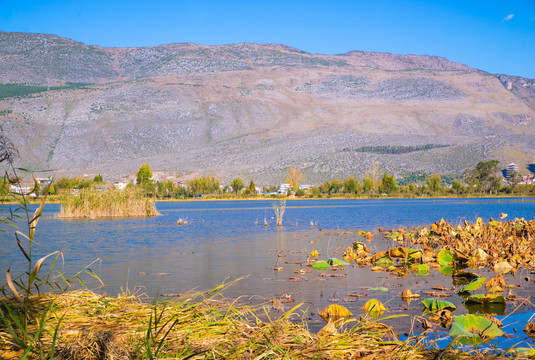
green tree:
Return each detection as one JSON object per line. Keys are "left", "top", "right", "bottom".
{"left": 464, "top": 160, "right": 501, "bottom": 194}
{"left": 248, "top": 180, "right": 257, "bottom": 195}
{"left": 93, "top": 174, "right": 103, "bottom": 183}
{"left": 363, "top": 177, "right": 374, "bottom": 194}
{"left": 331, "top": 178, "right": 343, "bottom": 194}
{"left": 231, "top": 178, "right": 245, "bottom": 195}
{"left": 379, "top": 172, "right": 396, "bottom": 194}
{"left": 508, "top": 171, "right": 522, "bottom": 189}
{"left": 136, "top": 164, "right": 153, "bottom": 185}
{"left": 343, "top": 177, "right": 359, "bottom": 194}
{"left": 451, "top": 179, "right": 463, "bottom": 194}
{"left": 426, "top": 174, "right": 441, "bottom": 192}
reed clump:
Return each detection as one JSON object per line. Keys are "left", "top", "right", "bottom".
{"left": 59, "top": 187, "right": 159, "bottom": 219}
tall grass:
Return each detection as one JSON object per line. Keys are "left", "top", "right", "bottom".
{"left": 59, "top": 187, "right": 159, "bottom": 218}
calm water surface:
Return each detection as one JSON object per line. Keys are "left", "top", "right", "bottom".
{"left": 1, "top": 198, "right": 535, "bottom": 343}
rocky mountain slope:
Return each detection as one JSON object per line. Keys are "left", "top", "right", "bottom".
{"left": 1, "top": 31, "right": 534, "bottom": 184}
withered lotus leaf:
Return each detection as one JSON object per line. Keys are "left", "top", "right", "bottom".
{"left": 401, "top": 289, "right": 420, "bottom": 299}
{"left": 494, "top": 261, "right": 514, "bottom": 274}
{"left": 389, "top": 246, "right": 409, "bottom": 258}
{"left": 319, "top": 304, "right": 352, "bottom": 322}
{"left": 524, "top": 322, "right": 535, "bottom": 339}
{"left": 429, "top": 309, "right": 453, "bottom": 328}
{"left": 361, "top": 299, "right": 385, "bottom": 318}
{"left": 396, "top": 218, "right": 535, "bottom": 273}
{"left": 486, "top": 274, "right": 506, "bottom": 293}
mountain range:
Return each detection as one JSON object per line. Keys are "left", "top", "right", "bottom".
{"left": 1, "top": 31, "right": 534, "bottom": 184}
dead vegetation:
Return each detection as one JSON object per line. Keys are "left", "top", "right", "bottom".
{"left": 0, "top": 287, "right": 427, "bottom": 360}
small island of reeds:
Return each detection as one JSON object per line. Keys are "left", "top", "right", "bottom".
{"left": 59, "top": 187, "right": 159, "bottom": 218}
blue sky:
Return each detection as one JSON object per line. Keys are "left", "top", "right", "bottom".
{"left": 1, "top": 0, "right": 534, "bottom": 78}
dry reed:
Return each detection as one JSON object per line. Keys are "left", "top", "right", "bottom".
{"left": 58, "top": 187, "right": 159, "bottom": 219}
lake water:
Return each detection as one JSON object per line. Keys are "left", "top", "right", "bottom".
{"left": 1, "top": 197, "right": 535, "bottom": 346}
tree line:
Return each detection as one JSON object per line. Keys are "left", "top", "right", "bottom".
{"left": 5, "top": 160, "right": 533, "bottom": 201}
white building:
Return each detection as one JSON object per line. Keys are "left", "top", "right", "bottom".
{"left": 113, "top": 182, "right": 128, "bottom": 190}
{"left": 505, "top": 163, "right": 519, "bottom": 180}
{"left": 278, "top": 183, "right": 290, "bottom": 194}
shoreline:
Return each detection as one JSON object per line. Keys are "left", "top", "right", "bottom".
{"left": 3, "top": 194, "right": 533, "bottom": 205}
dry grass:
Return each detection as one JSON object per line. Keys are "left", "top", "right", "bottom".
{"left": 0, "top": 287, "right": 424, "bottom": 360}
{"left": 58, "top": 187, "right": 159, "bottom": 219}
{"left": 1, "top": 288, "right": 522, "bottom": 360}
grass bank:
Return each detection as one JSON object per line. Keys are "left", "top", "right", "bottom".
{"left": 58, "top": 187, "right": 159, "bottom": 218}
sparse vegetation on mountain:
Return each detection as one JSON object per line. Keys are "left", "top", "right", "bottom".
{"left": 355, "top": 144, "right": 450, "bottom": 154}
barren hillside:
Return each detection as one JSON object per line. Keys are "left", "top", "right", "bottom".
{"left": 1, "top": 31, "right": 534, "bottom": 183}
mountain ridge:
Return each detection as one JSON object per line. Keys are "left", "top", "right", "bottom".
{"left": 0, "top": 31, "right": 534, "bottom": 184}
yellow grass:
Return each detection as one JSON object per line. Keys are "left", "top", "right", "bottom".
{"left": 58, "top": 187, "right": 159, "bottom": 219}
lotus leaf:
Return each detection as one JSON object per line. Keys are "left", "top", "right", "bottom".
{"left": 407, "top": 249, "right": 423, "bottom": 264}
{"left": 421, "top": 298, "right": 456, "bottom": 313}
{"left": 312, "top": 260, "right": 331, "bottom": 270}
{"left": 369, "top": 286, "right": 388, "bottom": 292}
{"left": 452, "top": 271, "right": 479, "bottom": 286}
{"left": 456, "top": 277, "right": 486, "bottom": 293}
{"left": 375, "top": 257, "right": 392, "bottom": 267}
{"left": 361, "top": 299, "right": 385, "bottom": 318}
{"left": 327, "top": 258, "right": 350, "bottom": 266}
{"left": 310, "top": 250, "right": 320, "bottom": 257}
{"left": 464, "top": 294, "right": 506, "bottom": 315}
{"left": 439, "top": 266, "right": 453, "bottom": 276}
{"left": 449, "top": 314, "right": 504, "bottom": 345}
{"left": 319, "top": 304, "right": 352, "bottom": 322}
{"left": 410, "top": 264, "right": 429, "bottom": 275}
{"left": 465, "top": 294, "right": 505, "bottom": 304}
{"left": 437, "top": 249, "right": 454, "bottom": 266}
